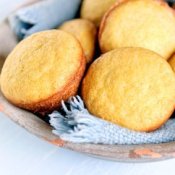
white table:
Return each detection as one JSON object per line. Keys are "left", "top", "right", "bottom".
{"left": 0, "top": 113, "right": 175, "bottom": 175}
{"left": 1, "top": 1, "right": 175, "bottom": 175}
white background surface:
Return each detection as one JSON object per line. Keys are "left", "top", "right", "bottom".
{"left": 1, "top": 0, "right": 175, "bottom": 175}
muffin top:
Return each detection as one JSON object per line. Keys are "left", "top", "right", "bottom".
{"left": 81, "top": 0, "right": 117, "bottom": 26}
{"left": 82, "top": 47, "right": 175, "bottom": 131}
{"left": 59, "top": 19, "right": 96, "bottom": 63}
{"left": 1, "top": 30, "right": 84, "bottom": 105}
{"left": 99, "top": 0, "right": 175, "bottom": 59}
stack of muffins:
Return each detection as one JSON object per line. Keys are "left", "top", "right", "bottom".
{"left": 1, "top": 0, "right": 175, "bottom": 132}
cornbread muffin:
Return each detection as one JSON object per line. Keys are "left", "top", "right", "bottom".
{"left": 82, "top": 47, "right": 175, "bottom": 132}
{"left": 99, "top": 0, "right": 175, "bottom": 59}
{"left": 1, "top": 30, "right": 86, "bottom": 113}
{"left": 80, "top": 0, "right": 117, "bottom": 26}
{"left": 59, "top": 19, "right": 96, "bottom": 63}
{"left": 169, "top": 54, "right": 175, "bottom": 72}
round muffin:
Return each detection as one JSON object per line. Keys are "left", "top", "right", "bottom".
{"left": 99, "top": 0, "right": 175, "bottom": 59}
{"left": 59, "top": 19, "right": 96, "bottom": 63}
{"left": 82, "top": 47, "right": 175, "bottom": 132}
{"left": 80, "top": 0, "right": 117, "bottom": 26}
{"left": 169, "top": 53, "right": 175, "bottom": 72}
{"left": 1, "top": 30, "right": 86, "bottom": 113}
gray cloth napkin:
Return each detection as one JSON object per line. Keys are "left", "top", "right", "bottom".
{"left": 49, "top": 96, "right": 175, "bottom": 145}
{"left": 8, "top": 0, "right": 81, "bottom": 40}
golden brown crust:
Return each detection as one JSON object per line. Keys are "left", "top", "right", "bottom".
{"left": 1, "top": 30, "right": 86, "bottom": 114}
{"left": 99, "top": 0, "right": 172, "bottom": 39}
{"left": 8, "top": 51, "right": 86, "bottom": 114}
{"left": 145, "top": 107, "right": 174, "bottom": 132}
{"left": 80, "top": 0, "right": 117, "bottom": 26}
{"left": 99, "top": 0, "right": 126, "bottom": 40}
{"left": 81, "top": 48, "right": 175, "bottom": 132}
{"left": 59, "top": 19, "right": 97, "bottom": 64}
{"left": 99, "top": 0, "right": 175, "bottom": 55}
